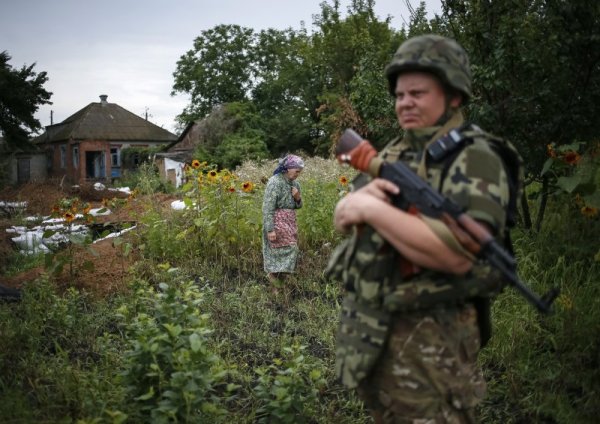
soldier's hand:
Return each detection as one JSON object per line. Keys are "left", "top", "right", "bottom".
{"left": 355, "top": 178, "right": 399, "bottom": 201}
{"left": 334, "top": 179, "right": 399, "bottom": 232}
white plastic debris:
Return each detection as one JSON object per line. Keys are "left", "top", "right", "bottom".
{"left": 171, "top": 200, "right": 186, "bottom": 210}
{"left": 90, "top": 208, "right": 112, "bottom": 216}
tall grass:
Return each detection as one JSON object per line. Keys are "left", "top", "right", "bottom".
{"left": 479, "top": 193, "right": 600, "bottom": 423}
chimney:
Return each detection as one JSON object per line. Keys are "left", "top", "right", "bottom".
{"left": 99, "top": 94, "right": 108, "bottom": 104}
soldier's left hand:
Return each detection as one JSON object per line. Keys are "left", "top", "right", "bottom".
{"left": 334, "top": 179, "right": 399, "bottom": 232}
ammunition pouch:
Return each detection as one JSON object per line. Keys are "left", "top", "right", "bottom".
{"left": 335, "top": 292, "right": 391, "bottom": 389}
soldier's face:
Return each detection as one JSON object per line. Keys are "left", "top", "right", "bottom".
{"left": 394, "top": 72, "right": 461, "bottom": 129}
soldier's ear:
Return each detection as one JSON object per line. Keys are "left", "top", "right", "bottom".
{"left": 450, "top": 94, "right": 463, "bottom": 108}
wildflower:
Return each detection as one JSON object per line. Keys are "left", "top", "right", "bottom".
{"left": 191, "top": 159, "right": 201, "bottom": 169}
{"left": 197, "top": 174, "right": 203, "bottom": 184}
{"left": 339, "top": 175, "right": 349, "bottom": 186}
{"left": 64, "top": 212, "right": 75, "bottom": 223}
{"left": 242, "top": 181, "right": 254, "bottom": 193}
{"left": 227, "top": 186, "right": 236, "bottom": 193}
{"left": 562, "top": 151, "right": 581, "bottom": 165}
{"left": 546, "top": 144, "right": 556, "bottom": 158}
{"left": 557, "top": 293, "right": 573, "bottom": 311}
{"left": 581, "top": 205, "right": 598, "bottom": 218}
{"left": 207, "top": 170, "right": 218, "bottom": 182}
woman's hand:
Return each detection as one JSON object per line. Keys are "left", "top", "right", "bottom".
{"left": 267, "top": 231, "right": 277, "bottom": 242}
{"left": 291, "top": 187, "right": 301, "bottom": 201}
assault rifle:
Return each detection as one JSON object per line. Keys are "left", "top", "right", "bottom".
{"left": 336, "top": 128, "right": 559, "bottom": 313}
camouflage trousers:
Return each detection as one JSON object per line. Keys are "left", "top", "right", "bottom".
{"left": 357, "top": 304, "right": 486, "bottom": 424}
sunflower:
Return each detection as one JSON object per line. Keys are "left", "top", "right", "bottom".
{"left": 563, "top": 151, "right": 581, "bottom": 165}
{"left": 227, "top": 186, "right": 236, "bottom": 193}
{"left": 339, "top": 175, "right": 349, "bottom": 186}
{"left": 581, "top": 206, "right": 598, "bottom": 218}
{"left": 242, "top": 181, "right": 254, "bottom": 193}
{"left": 191, "top": 159, "right": 201, "bottom": 169}
{"left": 207, "top": 170, "right": 218, "bottom": 182}
{"left": 64, "top": 212, "right": 75, "bottom": 223}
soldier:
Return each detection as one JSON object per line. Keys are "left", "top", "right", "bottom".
{"left": 328, "top": 35, "right": 522, "bottom": 423}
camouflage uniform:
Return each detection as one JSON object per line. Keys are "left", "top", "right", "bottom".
{"left": 328, "top": 35, "right": 523, "bottom": 423}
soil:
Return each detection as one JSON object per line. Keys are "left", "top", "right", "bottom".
{"left": 0, "top": 180, "right": 178, "bottom": 297}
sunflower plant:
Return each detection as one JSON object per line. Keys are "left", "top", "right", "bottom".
{"left": 179, "top": 160, "right": 263, "bottom": 275}
{"left": 43, "top": 197, "right": 97, "bottom": 277}
{"left": 541, "top": 141, "right": 600, "bottom": 216}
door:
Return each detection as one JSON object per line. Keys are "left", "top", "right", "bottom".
{"left": 85, "top": 151, "right": 106, "bottom": 178}
{"left": 17, "top": 158, "right": 30, "bottom": 183}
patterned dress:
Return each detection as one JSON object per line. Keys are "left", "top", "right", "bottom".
{"left": 262, "top": 173, "right": 302, "bottom": 273}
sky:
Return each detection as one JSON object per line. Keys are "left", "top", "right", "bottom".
{"left": 1, "top": 0, "right": 441, "bottom": 135}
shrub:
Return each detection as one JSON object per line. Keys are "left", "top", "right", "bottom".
{"left": 118, "top": 279, "right": 228, "bottom": 422}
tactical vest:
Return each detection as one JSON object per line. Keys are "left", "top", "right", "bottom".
{"left": 327, "top": 123, "right": 523, "bottom": 388}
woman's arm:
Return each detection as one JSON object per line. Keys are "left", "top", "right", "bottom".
{"left": 291, "top": 183, "right": 302, "bottom": 209}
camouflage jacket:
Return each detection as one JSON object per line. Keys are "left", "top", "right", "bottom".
{"left": 329, "top": 112, "right": 522, "bottom": 388}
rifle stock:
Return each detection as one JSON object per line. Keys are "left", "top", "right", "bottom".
{"left": 337, "top": 128, "right": 559, "bottom": 313}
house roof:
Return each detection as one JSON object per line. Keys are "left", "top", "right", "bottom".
{"left": 34, "top": 95, "right": 177, "bottom": 144}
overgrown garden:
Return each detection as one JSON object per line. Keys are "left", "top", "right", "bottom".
{"left": 1, "top": 0, "right": 599, "bottom": 422}
{"left": 1, "top": 152, "right": 599, "bottom": 422}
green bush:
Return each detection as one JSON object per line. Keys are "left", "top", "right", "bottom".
{"left": 0, "top": 277, "right": 125, "bottom": 421}
{"left": 254, "top": 344, "right": 327, "bottom": 423}
{"left": 118, "top": 279, "right": 228, "bottom": 422}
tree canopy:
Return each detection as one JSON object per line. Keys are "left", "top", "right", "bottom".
{"left": 0, "top": 51, "right": 52, "bottom": 149}
{"left": 171, "top": 0, "right": 600, "bottom": 177}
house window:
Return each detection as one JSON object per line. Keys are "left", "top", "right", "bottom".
{"left": 110, "top": 148, "right": 120, "bottom": 166}
{"left": 72, "top": 146, "right": 79, "bottom": 168}
{"left": 60, "top": 145, "right": 67, "bottom": 168}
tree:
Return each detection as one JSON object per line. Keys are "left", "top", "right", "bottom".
{"left": 190, "top": 101, "right": 269, "bottom": 169}
{"left": 172, "top": 24, "right": 256, "bottom": 122}
{"left": 251, "top": 28, "right": 319, "bottom": 156}
{"left": 310, "top": 0, "right": 400, "bottom": 153}
{"left": 0, "top": 51, "right": 52, "bottom": 148}
{"left": 443, "top": 0, "right": 600, "bottom": 173}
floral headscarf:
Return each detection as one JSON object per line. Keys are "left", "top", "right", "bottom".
{"left": 273, "top": 154, "right": 305, "bottom": 175}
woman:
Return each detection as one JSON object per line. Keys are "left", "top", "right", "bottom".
{"left": 262, "top": 154, "right": 304, "bottom": 286}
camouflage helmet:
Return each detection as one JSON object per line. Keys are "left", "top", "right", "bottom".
{"left": 384, "top": 35, "right": 472, "bottom": 102}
